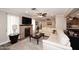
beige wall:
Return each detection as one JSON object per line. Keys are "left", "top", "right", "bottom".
{"left": 56, "top": 15, "right": 66, "bottom": 30}
{"left": 0, "top": 11, "right": 10, "bottom": 45}
{"left": 41, "top": 18, "right": 55, "bottom": 28}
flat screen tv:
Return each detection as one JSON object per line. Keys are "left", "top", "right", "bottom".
{"left": 22, "top": 17, "right": 32, "bottom": 25}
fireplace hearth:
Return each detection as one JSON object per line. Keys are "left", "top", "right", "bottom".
{"left": 25, "top": 28, "right": 30, "bottom": 37}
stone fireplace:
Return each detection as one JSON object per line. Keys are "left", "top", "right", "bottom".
{"left": 20, "top": 25, "right": 32, "bottom": 39}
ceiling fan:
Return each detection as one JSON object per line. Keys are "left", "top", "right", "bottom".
{"left": 31, "top": 8, "right": 47, "bottom": 17}
{"left": 36, "top": 13, "right": 47, "bottom": 17}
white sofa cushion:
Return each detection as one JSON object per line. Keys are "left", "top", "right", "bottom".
{"left": 39, "top": 27, "right": 56, "bottom": 36}
{"left": 57, "top": 29, "right": 71, "bottom": 47}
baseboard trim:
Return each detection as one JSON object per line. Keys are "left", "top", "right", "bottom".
{"left": 0, "top": 40, "right": 10, "bottom": 46}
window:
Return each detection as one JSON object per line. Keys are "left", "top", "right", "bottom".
{"left": 7, "top": 14, "right": 20, "bottom": 35}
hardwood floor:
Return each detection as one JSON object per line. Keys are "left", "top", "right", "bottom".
{"left": 0, "top": 37, "right": 48, "bottom": 50}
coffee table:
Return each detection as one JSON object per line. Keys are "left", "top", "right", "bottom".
{"left": 29, "top": 33, "right": 44, "bottom": 44}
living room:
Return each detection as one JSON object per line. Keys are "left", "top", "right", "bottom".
{"left": 0, "top": 8, "right": 79, "bottom": 50}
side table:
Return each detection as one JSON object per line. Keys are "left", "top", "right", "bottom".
{"left": 9, "top": 34, "right": 19, "bottom": 44}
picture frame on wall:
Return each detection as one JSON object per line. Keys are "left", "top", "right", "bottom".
{"left": 47, "top": 21, "right": 52, "bottom": 25}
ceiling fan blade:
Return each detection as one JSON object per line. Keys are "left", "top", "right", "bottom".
{"left": 42, "top": 13, "right": 47, "bottom": 17}
{"left": 37, "top": 13, "right": 42, "bottom": 16}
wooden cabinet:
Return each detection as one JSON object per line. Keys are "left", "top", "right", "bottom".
{"left": 67, "top": 17, "right": 79, "bottom": 28}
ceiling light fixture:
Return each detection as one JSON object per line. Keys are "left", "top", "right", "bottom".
{"left": 69, "top": 18, "right": 73, "bottom": 20}
{"left": 77, "top": 13, "right": 79, "bottom": 15}
{"left": 38, "top": 15, "right": 43, "bottom": 18}
{"left": 31, "top": 8, "right": 36, "bottom": 10}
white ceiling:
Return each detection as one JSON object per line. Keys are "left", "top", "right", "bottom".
{"left": 0, "top": 8, "right": 68, "bottom": 19}
{"left": 69, "top": 9, "right": 79, "bottom": 18}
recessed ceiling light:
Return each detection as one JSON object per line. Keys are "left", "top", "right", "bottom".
{"left": 69, "top": 18, "right": 72, "bottom": 20}
{"left": 25, "top": 11, "right": 28, "bottom": 13}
